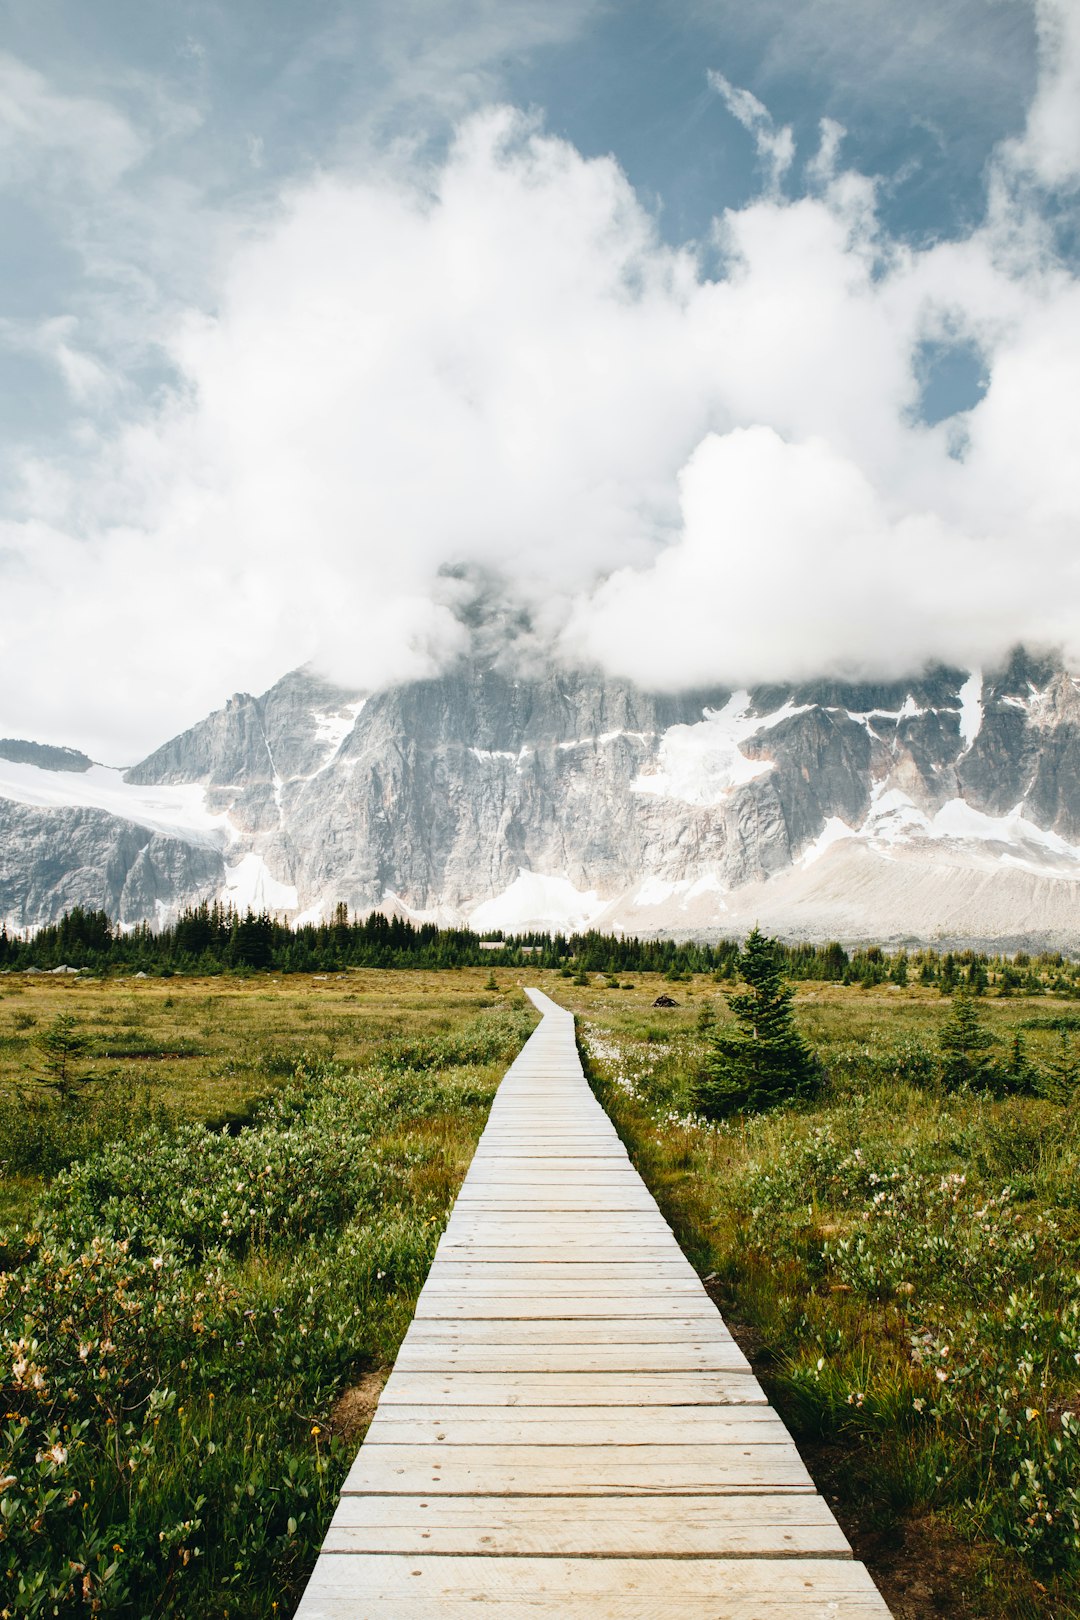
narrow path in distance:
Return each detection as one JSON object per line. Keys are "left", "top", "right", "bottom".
{"left": 294, "top": 988, "right": 893, "bottom": 1617}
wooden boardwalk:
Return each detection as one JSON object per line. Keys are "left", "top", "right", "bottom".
{"left": 294, "top": 989, "right": 892, "bottom": 1617}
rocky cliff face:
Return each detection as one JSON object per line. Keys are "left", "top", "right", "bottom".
{"left": 4, "top": 648, "right": 1080, "bottom": 947}
{"left": 0, "top": 801, "right": 223, "bottom": 926}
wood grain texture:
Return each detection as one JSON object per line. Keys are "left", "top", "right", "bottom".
{"left": 292, "top": 989, "right": 892, "bottom": 1619}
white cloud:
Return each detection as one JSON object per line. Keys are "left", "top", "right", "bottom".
{"left": 0, "top": 52, "right": 144, "bottom": 189}
{"left": 0, "top": 316, "right": 118, "bottom": 403}
{"left": 566, "top": 427, "right": 1031, "bottom": 687}
{"left": 2, "top": 20, "right": 1080, "bottom": 760}
{"left": 708, "top": 70, "right": 794, "bottom": 192}
{"left": 1005, "top": 0, "right": 1080, "bottom": 189}
{"left": 806, "top": 117, "right": 846, "bottom": 185}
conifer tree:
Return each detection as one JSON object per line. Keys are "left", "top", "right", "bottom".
{"left": 939, "top": 991, "right": 998, "bottom": 1092}
{"left": 1004, "top": 1030, "right": 1039, "bottom": 1096}
{"left": 696, "top": 927, "right": 819, "bottom": 1118}
{"left": 34, "top": 1014, "right": 96, "bottom": 1110}
{"left": 1042, "top": 1029, "right": 1078, "bottom": 1103}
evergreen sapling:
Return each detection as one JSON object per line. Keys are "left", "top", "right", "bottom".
{"left": 938, "top": 991, "right": 998, "bottom": 1092}
{"left": 696, "top": 927, "right": 819, "bottom": 1117}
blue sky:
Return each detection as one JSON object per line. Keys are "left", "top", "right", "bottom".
{"left": 1, "top": 0, "right": 1078, "bottom": 756}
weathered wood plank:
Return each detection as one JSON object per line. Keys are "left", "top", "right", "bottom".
{"left": 322, "top": 1492, "right": 852, "bottom": 1557}
{"left": 393, "top": 1344, "right": 751, "bottom": 1372}
{"left": 296, "top": 1554, "right": 891, "bottom": 1607}
{"left": 377, "top": 1370, "right": 769, "bottom": 1406}
{"left": 420, "top": 1276, "right": 706, "bottom": 1294}
{"left": 429, "top": 1261, "right": 698, "bottom": 1278}
{"left": 364, "top": 1409, "right": 793, "bottom": 1446}
{"left": 341, "top": 1442, "right": 817, "bottom": 1494}
{"left": 434, "top": 1249, "right": 689, "bottom": 1264}
{"left": 404, "top": 1320, "right": 735, "bottom": 1345}
{"left": 413, "top": 1298, "right": 720, "bottom": 1320}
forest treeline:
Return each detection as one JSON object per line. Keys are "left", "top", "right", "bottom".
{"left": 1, "top": 903, "right": 1078, "bottom": 990}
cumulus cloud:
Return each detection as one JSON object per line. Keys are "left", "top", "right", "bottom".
{"left": 2, "top": 19, "right": 1080, "bottom": 759}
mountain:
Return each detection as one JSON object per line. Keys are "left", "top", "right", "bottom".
{"left": 4, "top": 648, "right": 1080, "bottom": 948}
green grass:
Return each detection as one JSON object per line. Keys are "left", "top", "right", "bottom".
{"left": 6, "top": 962, "right": 1080, "bottom": 1616}
{"left": 0, "top": 969, "right": 536, "bottom": 1618}
{"left": 552, "top": 971, "right": 1080, "bottom": 1619}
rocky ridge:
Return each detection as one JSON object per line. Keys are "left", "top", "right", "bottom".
{"left": 3, "top": 648, "right": 1080, "bottom": 947}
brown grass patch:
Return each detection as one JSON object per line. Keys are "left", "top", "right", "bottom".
{"left": 329, "top": 1370, "right": 387, "bottom": 1447}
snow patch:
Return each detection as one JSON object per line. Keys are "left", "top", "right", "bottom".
{"left": 292, "top": 900, "right": 329, "bottom": 928}
{"left": 852, "top": 787, "right": 1080, "bottom": 878}
{"left": 800, "top": 817, "right": 856, "bottom": 866}
{"left": 686, "top": 872, "right": 726, "bottom": 901}
{"left": 957, "top": 670, "right": 983, "bottom": 752}
{"left": 843, "top": 697, "right": 928, "bottom": 724}
{"left": 0, "top": 758, "right": 231, "bottom": 847}
{"left": 311, "top": 698, "right": 366, "bottom": 752}
{"left": 380, "top": 890, "right": 448, "bottom": 925}
{"left": 631, "top": 691, "right": 809, "bottom": 805}
{"left": 468, "top": 870, "right": 605, "bottom": 933}
{"left": 556, "top": 730, "right": 654, "bottom": 750}
{"left": 223, "top": 854, "right": 298, "bottom": 914}
{"left": 930, "top": 798, "right": 1080, "bottom": 860}
{"left": 863, "top": 788, "right": 933, "bottom": 844}
{"left": 633, "top": 875, "right": 684, "bottom": 907}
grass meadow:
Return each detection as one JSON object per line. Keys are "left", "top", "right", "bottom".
{"left": 0, "top": 969, "right": 535, "bottom": 1617}
{"left": 2, "top": 963, "right": 1079, "bottom": 1616}
{"left": 557, "top": 973, "right": 1080, "bottom": 1620}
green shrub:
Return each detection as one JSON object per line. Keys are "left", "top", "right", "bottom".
{"left": 0, "top": 1005, "right": 523, "bottom": 1616}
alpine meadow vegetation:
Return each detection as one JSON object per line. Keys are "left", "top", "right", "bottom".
{"left": 0, "top": 971, "right": 535, "bottom": 1617}
{"left": 561, "top": 966, "right": 1080, "bottom": 1620}
{"left": 4, "top": 953, "right": 1080, "bottom": 1616}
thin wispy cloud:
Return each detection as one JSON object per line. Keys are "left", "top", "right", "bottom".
{"left": 707, "top": 71, "right": 794, "bottom": 192}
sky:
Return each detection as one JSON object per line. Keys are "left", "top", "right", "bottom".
{"left": 1, "top": 0, "right": 1078, "bottom": 760}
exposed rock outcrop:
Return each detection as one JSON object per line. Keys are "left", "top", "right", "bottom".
{"left": 4, "top": 647, "right": 1080, "bottom": 946}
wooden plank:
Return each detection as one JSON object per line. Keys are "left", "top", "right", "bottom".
{"left": 322, "top": 1492, "right": 852, "bottom": 1558}
{"left": 441, "top": 1219, "right": 676, "bottom": 1233}
{"left": 420, "top": 1276, "right": 706, "bottom": 1294}
{"left": 429, "top": 1262, "right": 699, "bottom": 1278}
{"left": 413, "top": 1298, "right": 719, "bottom": 1320}
{"left": 340, "top": 1442, "right": 816, "bottom": 1495}
{"left": 365, "top": 1409, "right": 792, "bottom": 1446}
{"left": 393, "top": 1344, "right": 751, "bottom": 1373}
{"left": 377, "top": 1370, "right": 769, "bottom": 1406}
{"left": 294, "top": 1589, "right": 892, "bottom": 1617}
{"left": 295, "top": 1554, "right": 890, "bottom": 1606}
{"left": 404, "top": 1320, "right": 735, "bottom": 1345}
{"left": 433, "top": 1249, "right": 686, "bottom": 1263}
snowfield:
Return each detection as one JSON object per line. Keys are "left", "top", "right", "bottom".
{"left": 0, "top": 757, "right": 230, "bottom": 847}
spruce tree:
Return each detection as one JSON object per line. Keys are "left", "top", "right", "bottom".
{"left": 1041, "top": 1029, "right": 1078, "bottom": 1103}
{"left": 939, "top": 992, "right": 998, "bottom": 1092}
{"left": 696, "top": 998, "right": 717, "bottom": 1034}
{"left": 696, "top": 927, "right": 819, "bottom": 1118}
{"left": 34, "top": 1014, "right": 96, "bottom": 1111}
{"left": 1004, "top": 1030, "right": 1039, "bottom": 1096}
